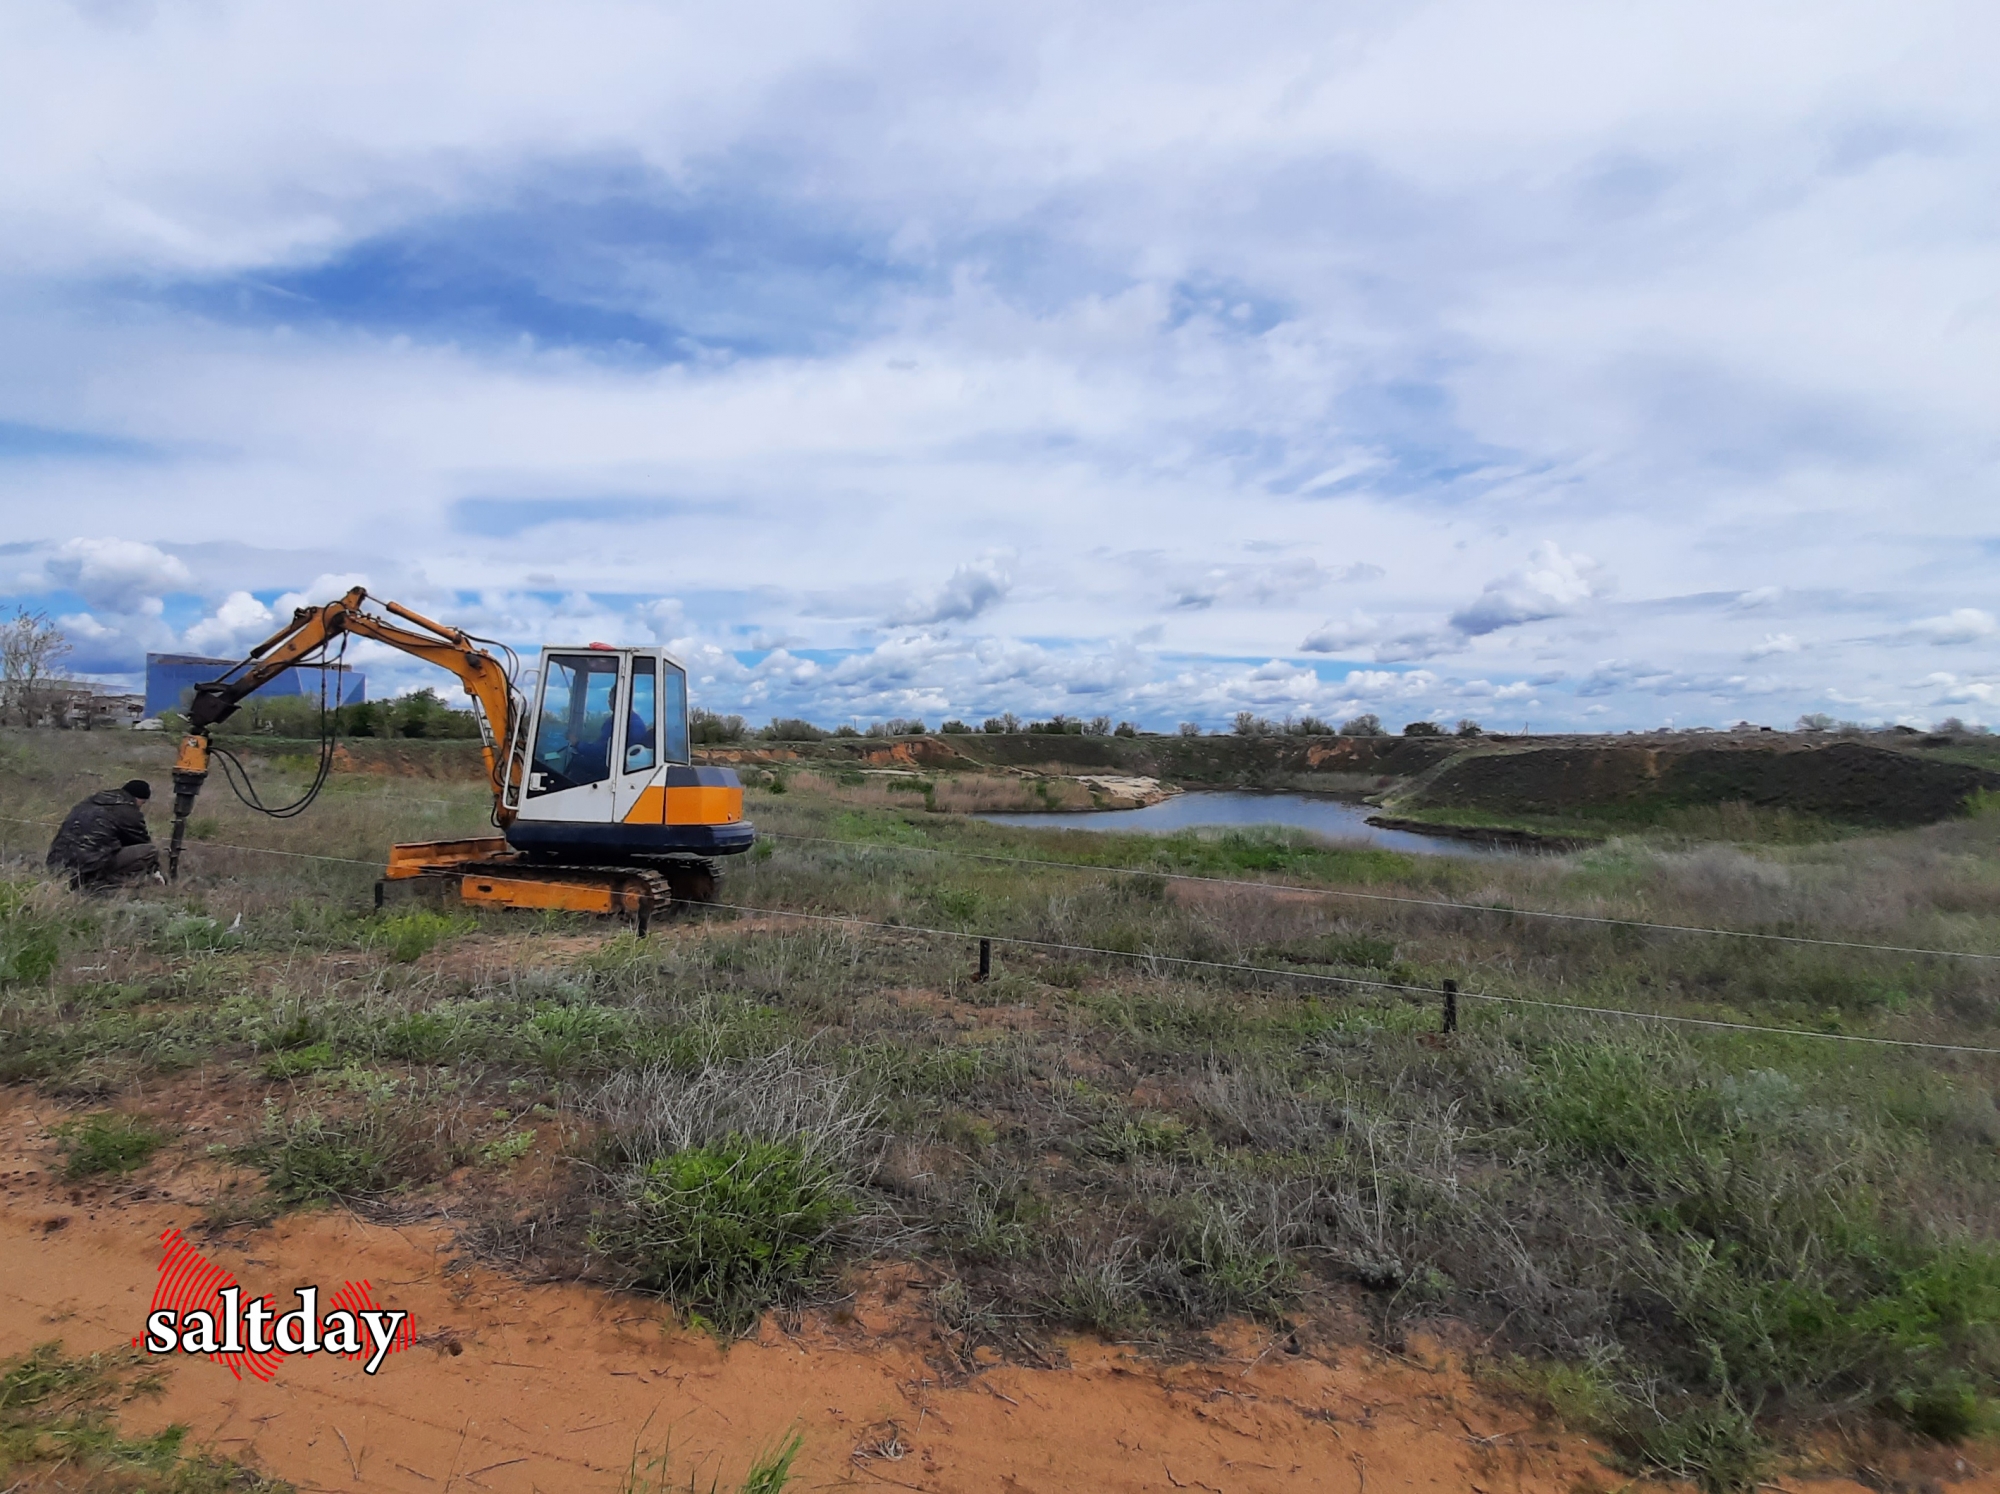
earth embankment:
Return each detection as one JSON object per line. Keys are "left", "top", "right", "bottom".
{"left": 1395, "top": 739, "right": 2000, "bottom": 827}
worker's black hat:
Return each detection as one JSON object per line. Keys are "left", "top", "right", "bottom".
{"left": 123, "top": 779, "right": 152, "bottom": 801}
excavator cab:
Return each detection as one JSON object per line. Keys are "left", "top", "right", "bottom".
{"left": 507, "top": 644, "right": 752, "bottom": 863}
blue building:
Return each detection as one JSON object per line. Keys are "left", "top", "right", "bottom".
{"left": 145, "top": 654, "right": 366, "bottom": 718}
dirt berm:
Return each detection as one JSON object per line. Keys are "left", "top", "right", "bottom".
{"left": 1399, "top": 740, "right": 2000, "bottom": 827}
{"left": 707, "top": 731, "right": 1461, "bottom": 792}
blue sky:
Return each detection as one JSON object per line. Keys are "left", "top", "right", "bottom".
{"left": 2, "top": 0, "right": 1996, "bottom": 729}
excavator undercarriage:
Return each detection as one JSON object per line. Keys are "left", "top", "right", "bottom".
{"left": 374, "top": 838, "right": 720, "bottom": 932}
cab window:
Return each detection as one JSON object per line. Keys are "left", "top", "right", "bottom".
{"left": 528, "top": 653, "right": 622, "bottom": 795}
{"left": 626, "top": 657, "right": 658, "bottom": 773}
{"left": 661, "top": 663, "right": 689, "bottom": 764}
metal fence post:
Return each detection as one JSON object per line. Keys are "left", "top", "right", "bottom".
{"left": 1441, "top": 978, "right": 1459, "bottom": 1035}
{"left": 974, "top": 937, "right": 992, "bottom": 982}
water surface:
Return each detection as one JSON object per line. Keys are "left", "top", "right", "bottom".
{"left": 976, "top": 791, "right": 1502, "bottom": 857}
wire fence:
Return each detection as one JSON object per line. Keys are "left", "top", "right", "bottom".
{"left": 7, "top": 813, "right": 1997, "bottom": 1058}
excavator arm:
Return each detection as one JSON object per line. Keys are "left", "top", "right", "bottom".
{"left": 167, "top": 587, "right": 523, "bottom": 877}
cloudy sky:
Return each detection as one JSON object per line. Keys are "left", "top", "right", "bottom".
{"left": 2, "top": 0, "right": 1996, "bottom": 731}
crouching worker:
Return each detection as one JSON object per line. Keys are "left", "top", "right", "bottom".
{"left": 47, "top": 779, "right": 162, "bottom": 890}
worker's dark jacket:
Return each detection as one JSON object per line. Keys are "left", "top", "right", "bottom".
{"left": 46, "top": 789, "right": 152, "bottom": 877}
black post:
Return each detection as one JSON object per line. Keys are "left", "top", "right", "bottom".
{"left": 974, "top": 937, "right": 991, "bottom": 983}
{"left": 1441, "top": 978, "right": 1459, "bottom": 1035}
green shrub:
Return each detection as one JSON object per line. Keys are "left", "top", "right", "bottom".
{"left": 0, "top": 913, "right": 61, "bottom": 986}
{"left": 262, "top": 1042, "right": 336, "bottom": 1079}
{"left": 927, "top": 887, "right": 981, "bottom": 927}
{"left": 479, "top": 1130, "right": 536, "bottom": 1166}
{"left": 164, "top": 914, "right": 239, "bottom": 953}
{"left": 373, "top": 910, "right": 467, "bottom": 964}
{"left": 1634, "top": 1398, "right": 1766, "bottom": 1493}
{"left": 256, "top": 1102, "right": 456, "bottom": 1204}
{"left": 380, "top": 1009, "right": 459, "bottom": 1063}
{"left": 54, "top": 1112, "right": 168, "bottom": 1179}
{"left": 592, "top": 1136, "right": 853, "bottom": 1334}
{"left": 523, "top": 1002, "right": 628, "bottom": 1077}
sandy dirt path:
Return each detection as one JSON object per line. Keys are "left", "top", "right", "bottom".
{"left": 4, "top": 1101, "right": 1990, "bottom": 1494}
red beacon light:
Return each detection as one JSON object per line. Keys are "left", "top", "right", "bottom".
{"left": 587, "top": 642, "right": 615, "bottom": 650}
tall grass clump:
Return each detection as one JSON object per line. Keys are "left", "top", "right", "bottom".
{"left": 589, "top": 1051, "right": 882, "bottom": 1333}
{"left": 0, "top": 882, "right": 67, "bottom": 987}
{"left": 54, "top": 1112, "right": 168, "bottom": 1179}
{"left": 255, "top": 1087, "right": 472, "bottom": 1204}
{"left": 371, "top": 908, "right": 471, "bottom": 963}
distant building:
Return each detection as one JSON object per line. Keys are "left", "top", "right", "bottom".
{"left": 16, "top": 682, "right": 149, "bottom": 730}
{"left": 144, "top": 653, "right": 366, "bottom": 718}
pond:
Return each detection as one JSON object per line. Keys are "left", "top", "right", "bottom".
{"left": 975, "top": 791, "right": 1507, "bottom": 857}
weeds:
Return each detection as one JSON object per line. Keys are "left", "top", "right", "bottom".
{"left": 591, "top": 1055, "right": 881, "bottom": 1331}
{"left": 0, "top": 1341, "right": 292, "bottom": 1491}
{"left": 372, "top": 909, "right": 470, "bottom": 963}
{"left": 593, "top": 1136, "right": 855, "bottom": 1333}
{"left": 55, "top": 1111, "right": 168, "bottom": 1178}
{"left": 254, "top": 1090, "right": 468, "bottom": 1204}
{"left": 619, "top": 1426, "right": 804, "bottom": 1494}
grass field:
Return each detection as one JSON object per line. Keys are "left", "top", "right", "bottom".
{"left": 4, "top": 727, "right": 1999, "bottom": 1491}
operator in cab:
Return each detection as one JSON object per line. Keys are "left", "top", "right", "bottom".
{"left": 47, "top": 779, "right": 163, "bottom": 889}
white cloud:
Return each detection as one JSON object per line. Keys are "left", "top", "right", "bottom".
{"left": 1450, "top": 542, "right": 1609, "bottom": 636}
{"left": 1730, "top": 587, "right": 1783, "bottom": 611}
{"left": 1171, "top": 557, "right": 1372, "bottom": 610}
{"left": 1898, "top": 608, "right": 1997, "bottom": 646}
{"left": 1745, "top": 632, "right": 1802, "bottom": 659}
{"left": 888, "top": 557, "right": 1014, "bottom": 627}
{"left": 1941, "top": 682, "right": 1998, "bottom": 705}
{"left": 1299, "top": 611, "right": 1380, "bottom": 654}
{"left": 183, "top": 590, "right": 276, "bottom": 655}
{"left": 42, "top": 537, "right": 191, "bottom": 615}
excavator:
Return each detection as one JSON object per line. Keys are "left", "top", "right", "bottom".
{"left": 165, "top": 587, "right": 752, "bottom": 930}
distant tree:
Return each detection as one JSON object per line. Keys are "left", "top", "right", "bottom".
{"left": 833, "top": 724, "right": 860, "bottom": 738}
{"left": 762, "top": 717, "right": 825, "bottom": 741}
{"left": 1402, "top": 720, "right": 1442, "bottom": 737}
{"left": 0, "top": 607, "right": 71, "bottom": 726}
{"left": 1177, "top": 721, "right": 1202, "bottom": 736}
{"left": 691, "top": 709, "right": 747, "bottom": 744}
{"left": 389, "top": 687, "right": 482, "bottom": 738}
{"left": 1287, "top": 715, "right": 1334, "bottom": 736}
{"left": 940, "top": 718, "right": 972, "bottom": 733}
{"left": 1028, "top": 715, "right": 1083, "bottom": 734}
{"left": 1113, "top": 721, "right": 1138, "bottom": 738}
{"left": 1455, "top": 718, "right": 1483, "bottom": 737}
{"left": 1085, "top": 715, "right": 1111, "bottom": 736}
{"left": 983, "top": 712, "right": 1021, "bottom": 733}
{"left": 1338, "top": 713, "right": 1384, "bottom": 738}
{"left": 1232, "top": 711, "right": 1262, "bottom": 736}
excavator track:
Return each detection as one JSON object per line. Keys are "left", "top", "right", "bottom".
{"left": 378, "top": 855, "right": 719, "bottom": 936}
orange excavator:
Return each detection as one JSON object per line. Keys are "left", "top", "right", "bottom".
{"left": 165, "top": 588, "right": 751, "bottom": 931}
